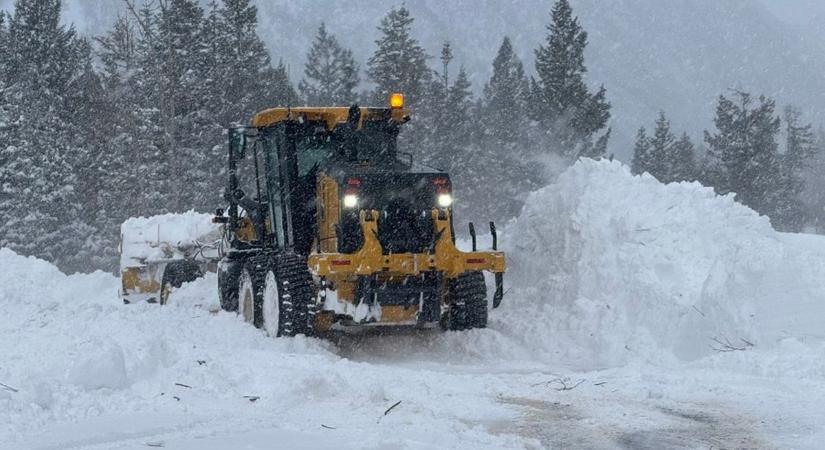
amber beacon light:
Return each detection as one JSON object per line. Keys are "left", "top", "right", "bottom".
{"left": 390, "top": 93, "right": 404, "bottom": 109}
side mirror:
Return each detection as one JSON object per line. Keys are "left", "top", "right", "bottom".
{"left": 228, "top": 128, "right": 258, "bottom": 159}
{"left": 229, "top": 130, "right": 246, "bottom": 158}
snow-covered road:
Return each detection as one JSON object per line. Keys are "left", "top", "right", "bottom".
{"left": 1, "top": 266, "right": 821, "bottom": 450}
{"left": 3, "top": 160, "right": 824, "bottom": 449}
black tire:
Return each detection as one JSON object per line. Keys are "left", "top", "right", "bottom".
{"left": 159, "top": 261, "right": 201, "bottom": 305}
{"left": 446, "top": 272, "right": 488, "bottom": 330}
{"left": 218, "top": 258, "right": 243, "bottom": 311}
{"left": 260, "top": 253, "right": 316, "bottom": 337}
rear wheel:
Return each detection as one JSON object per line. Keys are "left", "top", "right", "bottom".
{"left": 446, "top": 271, "right": 488, "bottom": 330}
{"left": 218, "top": 259, "right": 242, "bottom": 312}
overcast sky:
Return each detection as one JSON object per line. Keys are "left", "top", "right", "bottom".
{"left": 2, "top": 0, "right": 825, "bottom": 36}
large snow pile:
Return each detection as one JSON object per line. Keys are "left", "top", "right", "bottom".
{"left": 500, "top": 159, "right": 825, "bottom": 369}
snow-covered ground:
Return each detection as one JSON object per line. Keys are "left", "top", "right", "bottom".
{"left": 2, "top": 160, "right": 824, "bottom": 449}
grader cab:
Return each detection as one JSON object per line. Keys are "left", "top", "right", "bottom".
{"left": 214, "top": 94, "right": 505, "bottom": 336}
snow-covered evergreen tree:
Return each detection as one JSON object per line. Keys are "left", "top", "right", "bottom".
{"left": 631, "top": 127, "right": 651, "bottom": 175}
{"left": 801, "top": 129, "right": 825, "bottom": 231}
{"left": 299, "top": 23, "right": 360, "bottom": 106}
{"left": 366, "top": 6, "right": 432, "bottom": 108}
{"left": 671, "top": 133, "right": 696, "bottom": 182}
{"left": 481, "top": 37, "right": 531, "bottom": 152}
{"left": 705, "top": 91, "right": 782, "bottom": 219}
{"left": 771, "top": 105, "right": 817, "bottom": 231}
{"left": 452, "top": 36, "right": 542, "bottom": 224}
{"left": 0, "top": 0, "right": 89, "bottom": 271}
{"left": 0, "top": 11, "right": 7, "bottom": 80}
{"left": 647, "top": 112, "right": 676, "bottom": 180}
{"left": 532, "top": 0, "right": 611, "bottom": 159}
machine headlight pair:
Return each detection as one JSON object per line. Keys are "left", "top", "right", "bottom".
{"left": 343, "top": 193, "right": 452, "bottom": 208}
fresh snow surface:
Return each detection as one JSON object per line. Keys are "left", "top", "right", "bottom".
{"left": 2, "top": 159, "right": 825, "bottom": 449}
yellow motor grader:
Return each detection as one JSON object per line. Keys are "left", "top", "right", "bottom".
{"left": 213, "top": 94, "right": 505, "bottom": 336}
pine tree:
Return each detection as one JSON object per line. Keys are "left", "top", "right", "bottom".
{"left": 648, "top": 112, "right": 676, "bottom": 180}
{"left": 299, "top": 23, "right": 360, "bottom": 105}
{"left": 453, "top": 38, "right": 543, "bottom": 224}
{"left": 0, "top": 0, "right": 88, "bottom": 271}
{"left": 439, "top": 66, "right": 473, "bottom": 168}
{"left": 366, "top": 6, "right": 432, "bottom": 107}
{"left": 439, "top": 41, "right": 453, "bottom": 98}
{"left": 773, "top": 105, "right": 817, "bottom": 230}
{"left": 482, "top": 37, "right": 530, "bottom": 151}
{"left": 784, "top": 105, "right": 816, "bottom": 176}
{"left": 671, "top": 133, "right": 696, "bottom": 182}
{"left": 532, "top": 0, "right": 611, "bottom": 158}
{"left": 261, "top": 59, "right": 299, "bottom": 107}
{"left": 64, "top": 39, "right": 119, "bottom": 270}
{"left": 0, "top": 11, "right": 7, "bottom": 81}
{"left": 801, "top": 129, "right": 825, "bottom": 231}
{"left": 705, "top": 91, "right": 782, "bottom": 217}
{"left": 634, "top": 113, "right": 696, "bottom": 183}
{"left": 631, "top": 127, "right": 651, "bottom": 175}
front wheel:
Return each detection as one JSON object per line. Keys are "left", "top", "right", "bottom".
{"left": 237, "top": 264, "right": 260, "bottom": 325}
{"left": 261, "top": 269, "right": 287, "bottom": 336}
{"left": 446, "top": 271, "right": 488, "bottom": 331}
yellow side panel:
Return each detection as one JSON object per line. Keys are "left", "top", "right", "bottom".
{"left": 121, "top": 266, "right": 161, "bottom": 295}
{"left": 380, "top": 306, "right": 418, "bottom": 323}
{"left": 317, "top": 173, "right": 340, "bottom": 253}
{"left": 236, "top": 217, "right": 257, "bottom": 242}
{"left": 252, "top": 107, "right": 408, "bottom": 129}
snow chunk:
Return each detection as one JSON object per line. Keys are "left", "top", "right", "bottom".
{"left": 67, "top": 343, "right": 130, "bottom": 391}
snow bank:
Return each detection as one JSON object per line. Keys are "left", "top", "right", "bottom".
{"left": 499, "top": 159, "right": 825, "bottom": 368}
{"left": 0, "top": 249, "right": 527, "bottom": 449}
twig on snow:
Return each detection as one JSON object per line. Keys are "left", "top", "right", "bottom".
{"left": 377, "top": 400, "right": 402, "bottom": 423}
{"left": 531, "top": 377, "right": 586, "bottom": 391}
{"left": 145, "top": 442, "right": 165, "bottom": 448}
{"left": 174, "top": 383, "right": 192, "bottom": 389}
{"left": 710, "top": 336, "right": 754, "bottom": 352}
{"left": 321, "top": 424, "right": 336, "bottom": 430}
{"left": 0, "top": 382, "right": 19, "bottom": 393}
{"left": 244, "top": 396, "right": 259, "bottom": 402}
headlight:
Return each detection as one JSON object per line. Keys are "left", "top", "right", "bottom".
{"left": 343, "top": 194, "right": 358, "bottom": 208}
{"left": 438, "top": 193, "right": 453, "bottom": 208}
